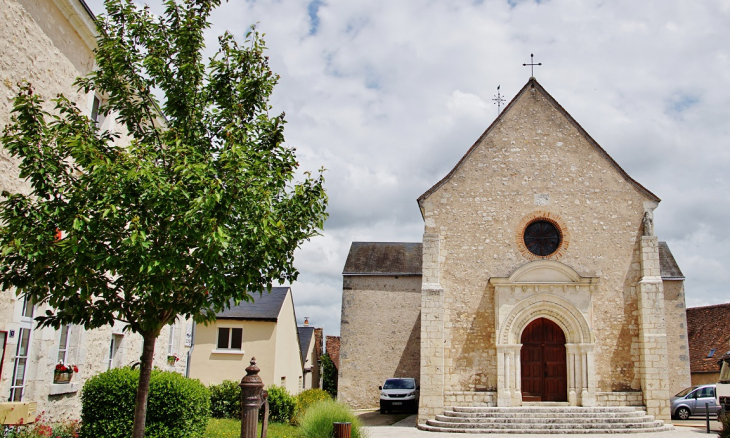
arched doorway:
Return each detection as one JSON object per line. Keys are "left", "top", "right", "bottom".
{"left": 521, "top": 318, "right": 567, "bottom": 402}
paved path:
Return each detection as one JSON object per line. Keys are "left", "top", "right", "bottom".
{"left": 362, "top": 415, "right": 723, "bottom": 438}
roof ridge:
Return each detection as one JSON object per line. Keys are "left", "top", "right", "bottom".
{"left": 687, "top": 302, "right": 730, "bottom": 311}
{"left": 417, "top": 77, "right": 660, "bottom": 215}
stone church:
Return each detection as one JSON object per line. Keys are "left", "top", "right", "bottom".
{"left": 338, "top": 78, "right": 691, "bottom": 426}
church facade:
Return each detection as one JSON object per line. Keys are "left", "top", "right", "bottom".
{"left": 338, "top": 78, "right": 690, "bottom": 424}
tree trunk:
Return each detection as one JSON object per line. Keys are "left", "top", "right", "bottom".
{"left": 132, "top": 331, "right": 157, "bottom": 438}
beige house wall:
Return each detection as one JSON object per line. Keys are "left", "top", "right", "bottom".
{"left": 301, "top": 331, "right": 320, "bottom": 390}
{"left": 339, "top": 275, "right": 421, "bottom": 409}
{"left": 189, "top": 319, "right": 276, "bottom": 387}
{"left": 273, "top": 292, "right": 304, "bottom": 395}
{"left": 691, "top": 372, "right": 719, "bottom": 386}
{"left": 189, "top": 290, "right": 304, "bottom": 395}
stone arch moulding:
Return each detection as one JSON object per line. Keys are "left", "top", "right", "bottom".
{"left": 498, "top": 294, "right": 592, "bottom": 345}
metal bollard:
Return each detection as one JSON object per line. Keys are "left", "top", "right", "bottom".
{"left": 240, "top": 358, "right": 265, "bottom": 438}
{"left": 333, "top": 422, "right": 352, "bottom": 438}
{"left": 706, "top": 403, "right": 710, "bottom": 433}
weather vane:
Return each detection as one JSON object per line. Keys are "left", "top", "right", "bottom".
{"left": 523, "top": 53, "right": 542, "bottom": 77}
{"left": 492, "top": 85, "right": 505, "bottom": 115}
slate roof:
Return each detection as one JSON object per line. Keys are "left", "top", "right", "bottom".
{"left": 686, "top": 303, "right": 730, "bottom": 373}
{"left": 216, "top": 287, "right": 290, "bottom": 321}
{"left": 298, "top": 326, "right": 315, "bottom": 365}
{"left": 659, "top": 242, "right": 684, "bottom": 279}
{"left": 343, "top": 242, "right": 423, "bottom": 276}
{"left": 417, "top": 78, "right": 660, "bottom": 212}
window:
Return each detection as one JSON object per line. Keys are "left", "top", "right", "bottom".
{"left": 523, "top": 220, "right": 561, "bottom": 256}
{"left": 108, "top": 334, "right": 122, "bottom": 370}
{"left": 21, "top": 295, "right": 34, "bottom": 319}
{"left": 10, "top": 328, "right": 31, "bottom": 401}
{"left": 168, "top": 324, "right": 176, "bottom": 355}
{"left": 708, "top": 348, "right": 717, "bottom": 358}
{"left": 0, "top": 332, "right": 6, "bottom": 380}
{"left": 57, "top": 325, "right": 70, "bottom": 364}
{"left": 217, "top": 327, "right": 242, "bottom": 350}
{"left": 91, "top": 95, "right": 100, "bottom": 124}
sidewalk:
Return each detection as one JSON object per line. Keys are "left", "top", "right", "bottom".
{"left": 362, "top": 415, "right": 723, "bottom": 438}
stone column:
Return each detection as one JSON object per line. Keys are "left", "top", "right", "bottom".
{"left": 566, "top": 344, "right": 578, "bottom": 406}
{"left": 580, "top": 343, "right": 596, "bottom": 406}
{"left": 496, "top": 344, "right": 522, "bottom": 406}
{"left": 637, "top": 235, "right": 671, "bottom": 420}
{"left": 419, "top": 233, "right": 445, "bottom": 425}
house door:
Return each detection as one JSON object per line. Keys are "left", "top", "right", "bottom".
{"left": 521, "top": 318, "right": 567, "bottom": 402}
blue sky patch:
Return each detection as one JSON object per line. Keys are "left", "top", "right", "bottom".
{"left": 665, "top": 93, "right": 699, "bottom": 117}
{"left": 308, "top": 0, "right": 324, "bottom": 35}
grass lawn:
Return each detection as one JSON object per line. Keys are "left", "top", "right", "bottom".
{"left": 206, "top": 418, "right": 301, "bottom": 438}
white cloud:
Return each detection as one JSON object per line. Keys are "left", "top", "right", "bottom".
{"left": 84, "top": 0, "right": 730, "bottom": 337}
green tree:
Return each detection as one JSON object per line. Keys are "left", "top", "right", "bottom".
{"left": 321, "top": 354, "right": 338, "bottom": 397}
{"left": 0, "top": 1, "right": 327, "bottom": 437}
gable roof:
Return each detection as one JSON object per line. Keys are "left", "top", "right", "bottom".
{"left": 417, "top": 78, "right": 660, "bottom": 212}
{"left": 216, "top": 287, "right": 290, "bottom": 321}
{"left": 659, "top": 242, "right": 684, "bottom": 279}
{"left": 343, "top": 242, "right": 422, "bottom": 276}
{"left": 686, "top": 303, "right": 730, "bottom": 373}
{"left": 298, "top": 326, "right": 315, "bottom": 365}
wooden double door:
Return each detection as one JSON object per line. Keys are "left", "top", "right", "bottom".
{"left": 520, "top": 318, "right": 567, "bottom": 402}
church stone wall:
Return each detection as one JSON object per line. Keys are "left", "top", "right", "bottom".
{"left": 420, "top": 87, "right": 649, "bottom": 396}
{"left": 339, "top": 275, "right": 421, "bottom": 409}
{"left": 663, "top": 280, "right": 691, "bottom": 395}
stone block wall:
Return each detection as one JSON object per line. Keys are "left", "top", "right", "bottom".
{"left": 444, "top": 390, "right": 496, "bottom": 407}
{"left": 418, "top": 82, "right": 651, "bottom": 398}
{"left": 595, "top": 391, "right": 644, "bottom": 406}
{"left": 339, "top": 275, "right": 421, "bottom": 409}
{"left": 663, "top": 280, "right": 691, "bottom": 396}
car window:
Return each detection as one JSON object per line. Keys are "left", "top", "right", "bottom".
{"left": 383, "top": 379, "right": 415, "bottom": 389}
{"left": 697, "top": 387, "right": 714, "bottom": 398}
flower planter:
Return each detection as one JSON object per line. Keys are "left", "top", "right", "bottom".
{"left": 54, "top": 371, "right": 73, "bottom": 384}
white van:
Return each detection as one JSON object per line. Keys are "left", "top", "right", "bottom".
{"left": 379, "top": 378, "right": 419, "bottom": 414}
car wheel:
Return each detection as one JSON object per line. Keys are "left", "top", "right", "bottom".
{"left": 676, "top": 407, "right": 691, "bottom": 420}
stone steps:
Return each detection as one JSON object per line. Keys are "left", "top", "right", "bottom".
{"left": 418, "top": 406, "right": 673, "bottom": 434}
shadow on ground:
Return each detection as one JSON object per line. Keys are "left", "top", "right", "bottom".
{"left": 356, "top": 410, "right": 412, "bottom": 427}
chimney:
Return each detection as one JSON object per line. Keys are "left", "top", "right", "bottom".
{"left": 304, "top": 317, "right": 309, "bottom": 326}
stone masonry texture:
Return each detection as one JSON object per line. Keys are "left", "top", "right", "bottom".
{"left": 339, "top": 78, "right": 689, "bottom": 424}
{"left": 339, "top": 276, "right": 421, "bottom": 408}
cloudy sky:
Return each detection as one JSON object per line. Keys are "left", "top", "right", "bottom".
{"left": 85, "top": 0, "right": 730, "bottom": 338}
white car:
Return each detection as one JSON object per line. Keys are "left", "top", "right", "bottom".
{"left": 379, "top": 378, "right": 419, "bottom": 414}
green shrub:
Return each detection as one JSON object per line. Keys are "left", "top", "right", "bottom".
{"left": 299, "top": 399, "right": 365, "bottom": 438}
{"left": 266, "top": 384, "right": 296, "bottom": 424}
{"left": 293, "top": 388, "right": 331, "bottom": 425}
{"left": 210, "top": 380, "right": 241, "bottom": 419}
{"left": 81, "top": 367, "right": 210, "bottom": 438}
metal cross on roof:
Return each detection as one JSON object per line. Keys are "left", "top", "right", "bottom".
{"left": 523, "top": 53, "right": 542, "bottom": 77}
{"left": 492, "top": 85, "right": 505, "bottom": 115}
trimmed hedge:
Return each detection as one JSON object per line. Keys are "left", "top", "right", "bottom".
{"left": 209, "top": 380, "right": 241, "bottom": 419}
{"left": 81, "top": 367, "right": 210, "bottom": 438}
